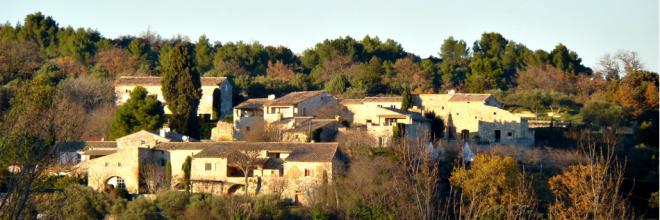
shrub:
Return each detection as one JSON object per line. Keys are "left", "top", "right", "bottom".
{"left": 121, "top": 197, "right": 164, "bottom": 220}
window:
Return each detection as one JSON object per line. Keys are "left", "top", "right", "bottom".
{"left": 507, "top": 132, "right": 513, "bottom": 137}
{"left": 116, "top": 177, "right": 126, "bottom": 189}
{"left": 160, "top": 159, "right": 166, "bottom": 166}
{"left": 246, "top": 126, "right": 251, "bottom": 131}
{"left": 205, "top": 163, "right": 212, "bottom": 171}
{"left": 493, "top": 112, "right": 497, "bottom": 115}
{"left": 304, "top": 169, "right": 312, "bottom": 177}
{"left": 104, "top": 162, "right": 108, "bottom": 167}
{"left": 442, "top": 106, "right": 445, "bottom": 110}
{"left": 390, "top": 105, "right": 395, "bottom": 108}
{"left": 384, "top": 118, "right": 398, "bottom": 126}
{"left": 267, "top": 152, "right": 281, "bottom": 159}
{"left": 117, "top": 162, "right": 121, "bottom": 167}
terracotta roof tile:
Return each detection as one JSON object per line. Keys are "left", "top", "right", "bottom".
{"left": 235, "top": 98, "right": 273, "bottom": 109}
{"left": 116, "top": 76, "right": 227, "bottom": 86}
{"left": 448, "top": 93, "right": 492, "bottom": 102}
{"left": 363, "top": 96, "right": 402, "bottom": 103}
{"left": 158, "top": 142, "right": 338, "bottom": 162}
{"left": 266, "top": 91, "right": 327, "bottom": 106}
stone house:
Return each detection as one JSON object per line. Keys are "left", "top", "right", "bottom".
{"left": 79, "top": 130, "right": 342, "bottom": 205}
{"left": 186, "top": 142, "right": 340, "bottom": 205}
{"left": 414, "top": 92, "right": 534, "bottom": 146}
{"left": 263, "top": 91, "right": 337, "bottom": 123}
{"left": 114, "top": 76, "right": 233, "bottom": 119}
{"left": 231, "top": 91, "right": 339, "bottom": 141}
{"left": 342, "top": 97, "right": 430, "bottom": 146}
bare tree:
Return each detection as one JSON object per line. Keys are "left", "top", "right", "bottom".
{"left": 227, "top": 149, "right": 262, "bottom": 198}
{"left": 140, "top": 162, "right": 166, "bottom": 194}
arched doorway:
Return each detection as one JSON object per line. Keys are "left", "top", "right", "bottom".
{"left": 106, "top": 176, "right": 126, "bottom": 189}
{"left": 227, "top": 184, "right": 243, "bottom": 195}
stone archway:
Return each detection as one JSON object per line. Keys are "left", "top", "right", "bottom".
{"left": 227, "top": 184, "right": 243, "bottom": 195}
{"left": 106, "top": 176, "right": 126, "bottom": 189}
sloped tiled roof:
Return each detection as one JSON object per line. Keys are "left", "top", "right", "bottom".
{"left": 116, "top": 76, "right": 227, "bottom": 86}
{"left": 266, "top": 91, "right": 326, "bottom": 106}
{"left": 285, "top": 119, "right": 338, "bottom": 133}
{"left": 235, "top": 98, "right": 272, "bottom": 109}
{"left": 363, "top": 96, "right": 402, "bottom": 103}
{"left": 340, "top": 99, "right": 363, "bottom": 105}
{"left": 448, "top": 93, "right": 492, "bottom": 102}
{"left": 84, "top": 141, "right": 117, "bottom": 149}
{"left": 80, "top": 149, "right": 117, "bottom": 156}
{"left": 162, "top": 142, "right": 338, "bottom": 162}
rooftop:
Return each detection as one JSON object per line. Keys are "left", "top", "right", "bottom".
{"left": 266, "top": 90, "right": 326, "bottom": 106}
{"left": 163, "top": 142, "right": 338, "bottom": 162}
{"left": 235, "top": 98, "right": 273, "bottom": 110}
{"left": 363, "top": 96, "right": 402, "bottom": 103}
{"left": 116, "top": 76, "right": 227, "bottom": 86}
{"left": 448, "top": 93, "right": 492, "bottom": 102}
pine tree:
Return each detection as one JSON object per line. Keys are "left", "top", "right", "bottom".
{"left": 108, "top": 86, "right": 165, "bottom": 140}
{"left": 195, "top": 35, "right": 213, "bottom": 74}
{"left": 160, "top": 43, "right": 202, "bottom": 138}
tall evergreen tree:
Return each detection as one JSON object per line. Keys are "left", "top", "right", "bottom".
{"left": 439, "top": 37, "right": 470, "bottom": 90}
{"left": 194, "top": 35, "right": 213, "bottom": 74}
{"left": 401, "top": 85, "right": 413, "bottom": 110}
{"left": 160, "top": 44, "right": 202, "bottom": 138}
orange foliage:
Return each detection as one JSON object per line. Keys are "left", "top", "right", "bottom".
{"left": 266, "top": 60, "right": 295, "bottom": 80}
{"left": 94, "top": 47, "right": 138, "bottom": 77}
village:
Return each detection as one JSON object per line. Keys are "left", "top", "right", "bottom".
{"left": 63, "top": 76, "right": 535, "bottom": 205}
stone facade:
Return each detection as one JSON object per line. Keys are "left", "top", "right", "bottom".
{"left": 115, "top": 76, "right": 233, "bottom": 119}
{"left": 414, "top": 93, "right": 534, "bottom": 146}
{"left": 79, "top": 130, "right": 341, "bottom": 205}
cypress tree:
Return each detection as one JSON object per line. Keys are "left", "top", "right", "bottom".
{"left": 160, "top": 43, "right": 202, "bottom": 139}
{"left": 164, "top": 160, "right": 172, "bottom": 189}
{"left": 401, "top": 85, "right": 413, "bottom": 110}
{"left": 182, "top": 156, "right": 192, "bottom": 192}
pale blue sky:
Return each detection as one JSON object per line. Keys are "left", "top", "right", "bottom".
{"left": 2, "top": 0, "right": 658, "bottom": 72}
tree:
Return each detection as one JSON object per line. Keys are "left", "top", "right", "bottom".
{"left": 194, "top": 35, "right": 213, "bottom": 74}
{"left": 121, "top": 197, "right": 164, "bottom": 220}
{"left": 325, "top": 74, "right": 349, "bottom": 95}
{"left": 164, "top": 160, "right": 172, "bottom": 189}
{"left": 450, "top": 155, "right": 537, "bottom": 219}
{"left": 94, "top": 47, "right": 138, "bottom": 78}
{"left": 227, "top": 149, "right": 261, "bottom": 199}
{"left": 580, "top": 101, "right": 625, "bottom": 128}
{"left": 401, "top": 86, "right": 413, "bottom": 110}
{"left": 549, "top": 43, "right": 590, "bottom": 74}
{"left": 160, "top": 43, "right": 202, "bottom": 139}
{"left": 182, "top": 156, "right": 191, "bottom": 192}
{"left": 439, "top": 37, "right": 470, "bottom": 90}
{"left": 266, "top": 60, "right": 296, "bottom": 80}
{"left": 0, "top": 40, "right": 42, "bottom": 84}
{"left": 38, "top": 184, "right": 110, "bottom": 219}
{"left": 18, "top": 12, "right": 59, "bottom": 56}
{"left": 108, "top": 86, "right": 165, "bottom": 140}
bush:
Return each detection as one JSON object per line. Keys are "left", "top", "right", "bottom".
{"left": 121, "top": 197, "right": 164, "bottom": 220}
{"left": 156, "top": 190, "right": 191, "bottom": 219}
{"left": 39, "top": 184, "right": 111, "bottom": 219}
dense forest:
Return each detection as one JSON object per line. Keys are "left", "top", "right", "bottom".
{"left": 0, "top": 12, "right": 658, "bottom": 219}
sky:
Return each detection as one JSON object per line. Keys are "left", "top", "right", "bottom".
{"left": 2, "top": 0, "right": 658, "bottom": 72}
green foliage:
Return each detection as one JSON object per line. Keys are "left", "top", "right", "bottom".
{"left": 195, "top": 35, "right": 214, "bottom": 74}
{"left": 160, "top": 43, "right": 202, "bottom": 138}
{"left": 18, "top": 12, "right": 59, "bottom": 56}
{"left": 108, "top": 86, "right": 165, "bottom": 140}
{"left": 164, "top": 160, "right": 172, "bottom": 189}
{"left": 57, "top": 27, "right": 100, "bottom": 63}
{"left": 325, "top": 74, "right": 349, "bottom": 94}
{"left": 182, "top": 156, "right": 192, "bottom": 191}
{"left": 580, "top": 101, "right": 626, "bottom": 128}
{"left": 549, "top": 43, "right": 590, "bottom": 74}
{"left": 39, "top": 184, "right": 111, "bottom": 220}
{"left": 121, "top": 197, "right": 164, "bottom": 220}
{"left": 155, "top": 190, "right": 191, "bottom": 219}
{"left": 401, "top": 86, "right": 412, "bottom": 110}
{"left": 439, "top": 37, "right": 470, "bottom": 90}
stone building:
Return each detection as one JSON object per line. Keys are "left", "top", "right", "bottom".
{"left": 231, "top": 91, "right": 340, "bottom": 141}
{"left": 342, "top": 97, "right": 430, "bottom": 146}
{"left": 341, "top": 92, "right": 534, "bottom": 146}
{"left": 114, "top": 76, "right": 233, "bottom": 119}
{"left": 79, "top": 130, "right": 342, "bottom": 205}
{"left": 414, "top": 92, "right": 534, "bottom": 146}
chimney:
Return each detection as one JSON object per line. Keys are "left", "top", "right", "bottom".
{"left": 159, "top": 127, "right": 170, "bottom": 138}
{"left": 268, "top": 94, "right": 276, "bottom": 100}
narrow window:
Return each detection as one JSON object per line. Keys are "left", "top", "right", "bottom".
{"left": 304, "top": 169, "right": 312, "bottom": 177}
{"left": 117, "top": 162, "right": 121, "bottom": 167}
